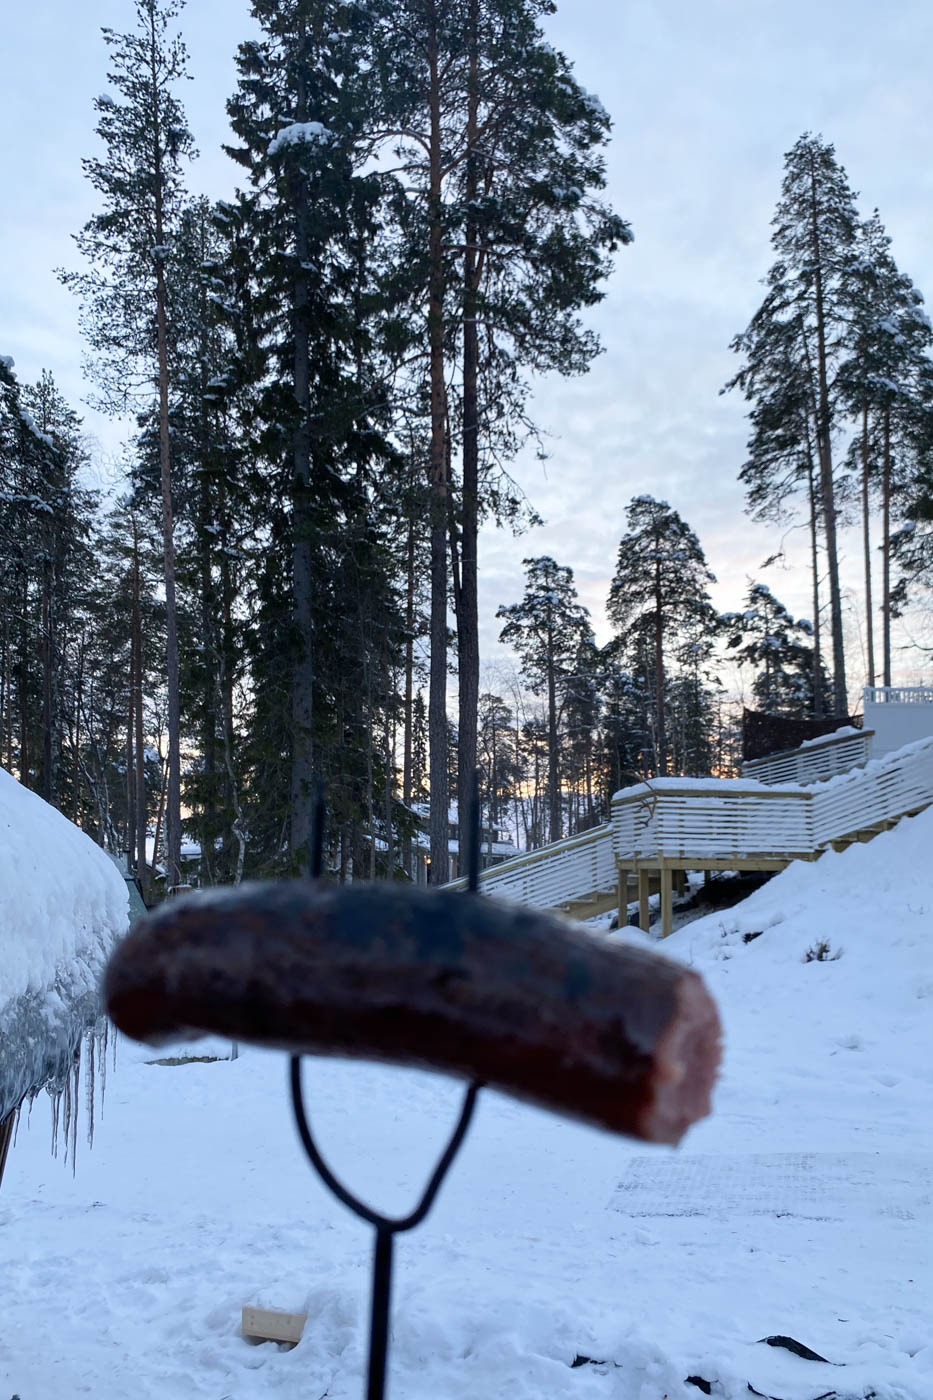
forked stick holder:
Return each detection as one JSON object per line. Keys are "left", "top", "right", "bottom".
{"left": 290, "top": 775, "right": 484, "bottom": 1400}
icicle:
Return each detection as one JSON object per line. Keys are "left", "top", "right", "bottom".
{"left": 49, "top": 1085, "right": 61, "bottom": 1160}
{"left": 98, "top": 1018, "right": 110, "bottom": 1121}
{"left": 71, "top": 1054, "right": 80, "bottom": 1176}
{"left": 61, "top": 1068, "right": 71, "bottom": 1166}
{"left": 85, "top": 1031, "right": 96, "bottom": 1151}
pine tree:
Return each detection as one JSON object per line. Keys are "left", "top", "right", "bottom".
{"left": 725, "top": 294, "right": 829, "bottom": 715}
{"left": 728, "top": 134, "right": 860, "bottom": 714}
{"left": 367, "top": 0, "right": 630, "bottom": 878}
{"left": 62, "top": 0, "right": 195, "bottom": 887}
{"left": 497, "top": 555, "right": 592, "bottom": 842}
{"left": 838, "top": 211, "right": 933, "bottom": 686}
{"left": 447, "top": 0, "right": 630, "bottom": 842}
{"left": 607, "top": 497, "right": 718, "bottom": 776}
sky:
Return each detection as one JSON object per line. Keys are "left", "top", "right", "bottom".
{"left": 3, "top": 0, "right": 933, "bottom": 698}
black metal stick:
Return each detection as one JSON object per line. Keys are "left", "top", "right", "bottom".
{"left": 288, "top": 778, "right": 485, "bottom": 1400}
{"left": 289, "top": 1061, "right": 481, "bottom": 1398}
{"left": 368, "top": 1228, "right": 393, "bottom": 1400}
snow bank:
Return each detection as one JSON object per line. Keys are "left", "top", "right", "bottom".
{"left": 3, "top": 809, "right": 933, "bottom": 1397}
{"left": 0, "top": 768, "right": 128, "bottom": 1122}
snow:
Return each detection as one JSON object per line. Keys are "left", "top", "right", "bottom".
{"left": 0, "top": 767, "right": 128, "bottom": 1123}
{"left": 613, "top": 774, "right": 805, "bottom": 799}
{"left": 3, "top": 809, "right": 933, "bottom": 1397}
{"left": 18, "top": 405, "right": 54, "bottom": 447}
{"left": 797, "top": 723, "right": 862, "bottom": 748}
{"left": 268, "top": 121, "right": 333, "bottom": 156}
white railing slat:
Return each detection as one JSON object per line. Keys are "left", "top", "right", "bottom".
{"left": 443, "top": 735, "right": 933, "bottom": 913}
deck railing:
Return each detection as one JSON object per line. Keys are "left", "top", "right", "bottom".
{"left": 741, "top": 728, "right": 872, "bottom": 787}
{"left": 612, "top": 780, "right": 813, "bottom": 862}
{"left": 443, "top": 735, "right": 933, "bottom": 913}
{"left": 445, "top": 821, "right": 616, "bottom": 910}
{"left": 809, "top": 734, "right": 933, "bottom": 847}
{"left": 863, "top": 686, "right": 933, "bottom": 704}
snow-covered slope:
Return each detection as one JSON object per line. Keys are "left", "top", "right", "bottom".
{"left": 2, "top": 809, "right": 932, "bottom": 1399}
{"left": 0, "top": 767, "right": 129, "bottom": 1121}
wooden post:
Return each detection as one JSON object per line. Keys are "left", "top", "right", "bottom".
{"left": 638, "top": 869, "right": 651, "bottom": 932}
{"left": 660, "top": 867, "right": 674, "bottom": 939}
{"left": 617, "top": 866, "right": 630, "bottom": 925}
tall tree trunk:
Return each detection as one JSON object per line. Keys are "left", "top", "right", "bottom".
{"left": 126, "top": 641, "right": 135, "bottom": 870}
{"left": 402, "top": 512, "right": 415, "bottom": 878}
{"left": 289, "top": 15, "right": 316, "bottom": 870}
{"left": 72, "top": 637, "right": 83, "bottom": 822}
{"left": 132, "top": 524, "right": 148, "bottom": 900}
{"left": 40, "top": 553, "right": 53, "bottom": 802}
{"left": 219, "top": 483, "right": 238, "bottom": 882}
{"left": 882, "top": 406, "right": 892, "bottom": 687}
{"left": 805, "top": 445, "right": 824, "bottom": 717}
{"left": 426, "top": 5, "right": 449, "bottom": 885}
{"left": 19, "top": 582, "right": 29, "bottom": 788}
{"left": 808, "top": 155, "right": 847, "bottom": 715}
{"left": 197, "top": 352, "right": 218, "bottom": 882}
{"left": 146, "top": 22, "right": 181, "bottom": 888}
{"left": 457, "top": 0, "right": 481, "bottom": 848}
{"left": 383, "top": 650, "right": 394, "bottom": 880}
{"left": 860, "top": 404, "right": 876, "bottom": 688}
{"left": 154, "top": 260, "right": 181, "bottom": 888}
{"left": 546, "top": 649, "right": 560, "bottom": 842}
{"left": 654, "top": 554, "right": 667, "bottom": 775}
{"left": 152, "top": 747, "right": 167, "bottom": 881}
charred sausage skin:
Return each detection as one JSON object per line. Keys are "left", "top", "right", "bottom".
{"left": 104, "top": 882, "right": 720, "bottom": 1144}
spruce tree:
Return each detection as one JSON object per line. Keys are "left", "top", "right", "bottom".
{"left": 226, "top": 0, "right": 400, "bottom": 872}
{"left": 607, "top": 496, "right": 718, "bottom": 777}
{"left": 497, "top": 555, "right": 592, "bottom": 842}
{"left": 477, "top": 692, "right": 520, "bottom": 858}
{"left": 595, "top": 645, "right": 649, "bottom": 799}
{"left": 724, "top": 583, "right": 830, "bottom": 717}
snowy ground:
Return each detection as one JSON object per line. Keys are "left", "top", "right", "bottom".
{"left": 4, "top": 811, "right": 933, "bottom": 1399}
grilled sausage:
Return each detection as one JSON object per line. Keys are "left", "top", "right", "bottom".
{"left": 104, "top": 882, "right": 720, "bottom": 1144}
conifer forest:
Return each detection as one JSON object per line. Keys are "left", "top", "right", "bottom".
{"left": 4, "top": 1, "right": 933, "bottom": 896}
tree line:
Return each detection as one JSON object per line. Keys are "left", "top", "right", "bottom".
{"left": 5, "top": 12, "right": 933, "bottom": 886}
{"left": 726, "top": 132, "right": 933, "bottom": 713}
{"left": 3, "top": 0, "right": 629, "bottom": 889}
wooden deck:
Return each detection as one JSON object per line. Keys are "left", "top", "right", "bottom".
{"left": 447, "top": 734, "right": 933, "bottom": 935}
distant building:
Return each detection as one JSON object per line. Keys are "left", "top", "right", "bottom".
{"left": 411, "top": 805, "right": 518, "bottom": 884}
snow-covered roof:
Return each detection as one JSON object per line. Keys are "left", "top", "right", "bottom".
{"left": 0, "top": 770, "right": 129, "bottom": 1121}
